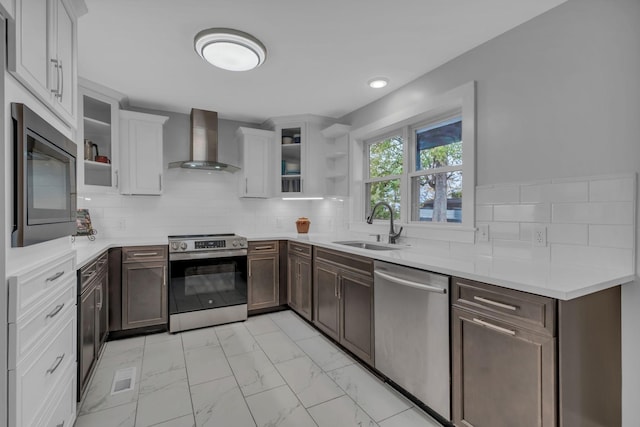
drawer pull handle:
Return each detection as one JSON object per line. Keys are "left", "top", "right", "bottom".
{"left": 473, "top": 296, "right": 518, "bottom": 311}
{"left": 46, "top": 271, "right": 65, "bottom": 282}
{"left": 132, "top": 252, "right": 159, "bottom": 257}
{"left": 46, "top": 354, "right": 65, "bottom": 375}
{"left": 45, "top": 303, "right": 65, "bottom": 319}
{"left": 472, "top": 318, "right": 516, "bottom": 336}
{"left": 253, "top": 246, "right": 272, "bottom": 250}
{"left": 295, "top": 247, "right": 304, "bottom": 252}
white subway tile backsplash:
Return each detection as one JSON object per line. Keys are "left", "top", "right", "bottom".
{"left": 552, "top": 202, "right": 634, "bottom": 225}
{"left": 552, "top": 245, "right": 634, "bottom": 270}
{"left": 589, "top": 177, "right": 636, "bottom": 202}
{"left": 475, "top": 185, "right": 519, "bottom": 205}
{"left": 476, "top": 205, "right": 493, "bottom": 222}
{"left": 589, "top": 225, "right": 635, "bottom": 249}
{"left": 488, "top": 222, "right": 520, "bottom": 240}
{"left": 493, "top": 204, "right": 550, "bottom": 223}
{"left": 493, "top": 240, "right": 536, "bottom": 260}
{"left": 520, "top": 181, "right": 588, "bottom": 204}
{"left": 547, "top": 224, "right": 589, "bottom": 245}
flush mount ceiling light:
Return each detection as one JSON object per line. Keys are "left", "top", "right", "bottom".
{"left": 194, "top": 28, "right": 267, "bottom": 71}
{"left": 368, "top": 77, "right": 389, "bottom": 89}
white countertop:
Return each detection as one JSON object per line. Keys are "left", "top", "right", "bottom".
{"left": 72, "top": 233, "right": 636, "bottom": 301}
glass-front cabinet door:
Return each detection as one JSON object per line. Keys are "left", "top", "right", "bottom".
{"left": 279, "top": 124, "right": 304, "bottom": 195}
{"left": 78, "top": 82, "right": 120, "bottom": 192}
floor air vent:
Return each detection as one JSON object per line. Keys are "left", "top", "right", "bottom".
{"left": 110, "top": 367, "right": 136, "bottom": 395}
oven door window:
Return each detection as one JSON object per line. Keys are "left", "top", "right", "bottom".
{"left": 26, "top": 131, "right": 75, "bottom": 225}
{"left": 170, "top": 256, "right": 247, "bottom": 314}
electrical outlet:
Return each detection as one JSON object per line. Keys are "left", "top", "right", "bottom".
{"left": 533, "top": 225, "right": 547, "bottom": 247}
{"left": 477, "top": 224, "right": 490, "bottom": 242}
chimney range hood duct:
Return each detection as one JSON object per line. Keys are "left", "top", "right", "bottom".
{"left": 168, "top": 108, "right": 240, "bottom": 172}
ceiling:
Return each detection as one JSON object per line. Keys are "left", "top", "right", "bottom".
{"left": 77, "top": 0, "right": 567, "bottom": 123}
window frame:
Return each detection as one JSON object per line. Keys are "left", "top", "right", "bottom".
{"left": 408, "top": 112, "right": 464, "bottom": 224}
{"left": 363, "top": 128, "right": 407, "bottom": 221}
{"left": 354, "top": 81, "right": 476, "bottom": 234}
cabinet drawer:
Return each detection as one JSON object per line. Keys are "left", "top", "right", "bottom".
{"left": 37, "top": 364, "right": 76, "bottom": 427}
{"left": 288, "top": 241, "right": 312, "bottom": 258}
{"left": 452, "top": 277, "right": 556, "bottom": 336}
{"left": 8, "top": 278, "right": 75, "bottom": 369}
{"left": 8, "top": 252, "right": 75, "bottom": 322}
{"left": 249, "top": 240, "right": 279, "bottom": 254}
{"left": 122, "top": 245, "right": 167, "bottom": 263}
{"left": 9, "top": 312, "right": 76, "bottom": 427}
{"left": 314, "top": 247, "right": 373, "bottom": 277}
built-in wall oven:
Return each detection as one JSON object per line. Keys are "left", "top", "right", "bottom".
{"left": 168, "top": 234, "right": 248, "bottom": 333}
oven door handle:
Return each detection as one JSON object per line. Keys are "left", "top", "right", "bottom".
{"left": 169, "top": 249, "right": 248, "bottom": 261}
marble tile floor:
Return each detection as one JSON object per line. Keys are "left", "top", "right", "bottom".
{"left": 75, "top": 310, "right": 443, "bottom": 427}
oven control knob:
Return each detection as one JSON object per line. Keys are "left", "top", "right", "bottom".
{"left": 232, "top": 240, "right": 238, "bottom": 247}
{"left": 180, "top": 242, "right": 187, "bottom": 250}
{"left": 171, "top": 242, "right": 179, "bottom": 250}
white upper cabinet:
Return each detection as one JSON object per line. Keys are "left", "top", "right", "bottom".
{"left": 8, "top": 0, "right": 86, "bottom": 127}
{"left": 119, "top": 110, "right": 169, "bottom": 196}
{"left": 266, "top": 115, "right": 333, "bottom": 198}
{"left": 237, "top": 127, "right": 274, "bottom": 198}
{"left": 78, "top": 79, "right": 123, "bottom": 193}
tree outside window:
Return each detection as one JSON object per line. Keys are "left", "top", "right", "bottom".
{"left": 412, "top": 118, "right": 463, "bottom": 223}
{"left": 366, "top": 136, "right": 403, "bottom": 220}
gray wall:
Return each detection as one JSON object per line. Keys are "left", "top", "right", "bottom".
{"left": 341, "top": 0, "right": 640, "bottom": 423}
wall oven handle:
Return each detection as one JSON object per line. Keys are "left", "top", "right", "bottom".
{"left": 472, "top": 318, "right": 516, "bottom": 336}
{"left": 374, "top": 270, "right": 446, "bottom": 294}
{"left": 46, "top": 271, "right": 65, "bottom": 282}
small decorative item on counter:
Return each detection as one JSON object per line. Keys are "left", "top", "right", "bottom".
{"left": 282, "top": 136, "right": 293, "bottom": 144}
{"left": 293, "top": 134, "right": 301, "bottom": 143}
{"left": 296, "top": 217, "right": 310, "bottom": 233}
{"left": 74, "top": 208, "right": 98, "bottom": 241}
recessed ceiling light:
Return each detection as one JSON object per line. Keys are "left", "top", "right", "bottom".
{"left": 194, "top": 28, "right": 267, "bottom": 72}
{"left": 368, "top": 77, "right": 389, "bottom": 89}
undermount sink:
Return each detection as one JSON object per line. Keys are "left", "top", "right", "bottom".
{"left": 332, "top": 241, "right": 403, "bottom": 251}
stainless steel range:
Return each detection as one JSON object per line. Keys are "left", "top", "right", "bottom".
{"left": 168, "top": 234, "right": 248, "bottom": 333}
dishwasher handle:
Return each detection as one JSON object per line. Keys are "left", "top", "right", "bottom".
{"left": 374, "top": 270, "right": 447, "bottom": 294}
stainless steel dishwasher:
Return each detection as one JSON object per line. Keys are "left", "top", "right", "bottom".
{"left": 374, "top": 260, "right": 450, "bottom": 420}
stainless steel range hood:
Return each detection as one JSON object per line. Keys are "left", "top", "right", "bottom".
{"left": 168, "top": 108, "right": 240, "bottom": 172}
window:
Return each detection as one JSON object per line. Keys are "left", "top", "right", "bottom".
{"left": 365, "top": 134, "right": 403, "bottom": 220}
{"left": 358, "top": 81, "right": 475, "bottom": 231}
{"left": 411, "top": 117, "right": 463, "bottom": 223}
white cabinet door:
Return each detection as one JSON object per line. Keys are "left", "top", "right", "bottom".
{"left": 119, "top": 110, "right": 168, "bottom": 195}
{"left": 52, "top": 0, "right": 76, "bottom": 121}
{"left": 8, "top": 0, "right": 82, "bottom": 128}
{"left": 237, "top": 127, "right": 274, "bottom": 198}
{"left": 10, "top": 0, "right": 50, "bottom": 99}
{"left": 78, "top": 81, "right": 122, "bottom": 193}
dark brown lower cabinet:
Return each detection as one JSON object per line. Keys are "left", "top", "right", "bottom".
{"left": 121, "top": 246, "right": 168, "bottom": 330}
{"left": 452, "top": 307, "right": 555, "bottom": 427}
{"left": 248, "top": 241, "right": 279, "bottom": 311}
{"left": 78, "top": 250, "right": 108, "bottom": 400}
{"left": 452, "top": 277, "right": 621, "bottom": 427}
{"left": 313, "top": 247, "right": 374, "bottom": 366}
{"left": 288, "top": 242, "right": 313, "bottom": 320}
